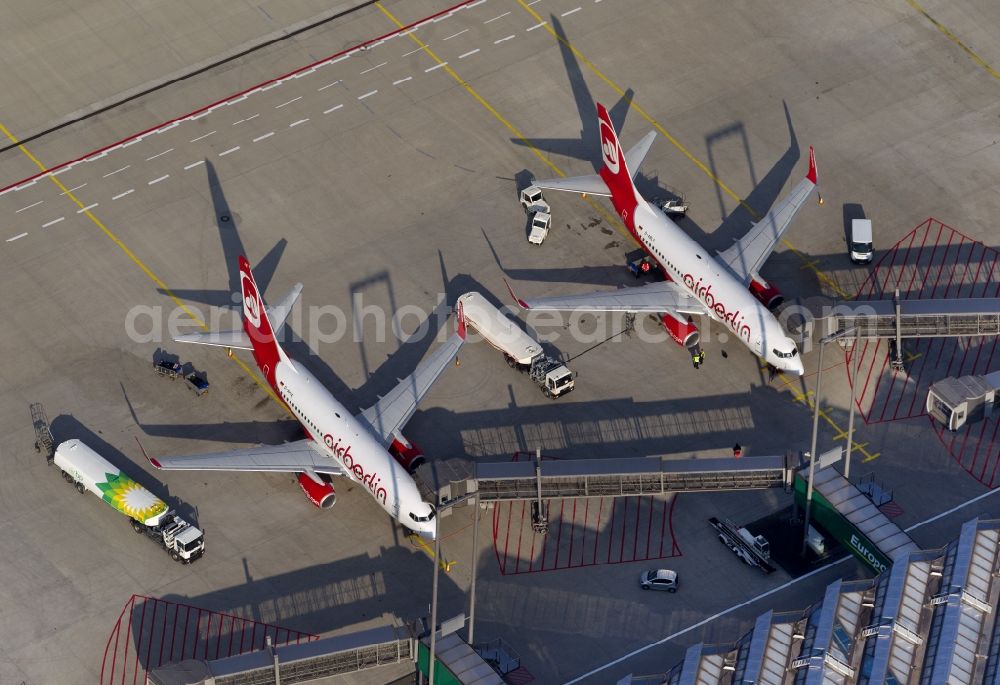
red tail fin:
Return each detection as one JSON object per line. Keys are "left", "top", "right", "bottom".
{"left": 457, "top": 299, "right": 468, "bottom": 341}
{"left": 596, "top": 103, "right": 640, "bottom": 231}
{"left": 806, "top": 146, "right": 818, "bottom": 184}
{"left": 239, "top": 255, "right": 286, "bottom": 389}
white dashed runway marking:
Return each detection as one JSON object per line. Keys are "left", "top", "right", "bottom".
{"left": 15, "top": 200, "right": 42, "bottom": 213}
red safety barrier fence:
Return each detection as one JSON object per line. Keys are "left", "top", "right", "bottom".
{"left": 491, "top": 453, "right": 680, "bottom": 575}
{"left": 850, "top": 218, "right": 1000, "bottom": 425}
{"left": 100, "top": 594, "right": 318, "bottom": 685}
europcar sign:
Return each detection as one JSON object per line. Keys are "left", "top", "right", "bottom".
{"left": 794, "top": 474, "right": 891, "bottom": 573}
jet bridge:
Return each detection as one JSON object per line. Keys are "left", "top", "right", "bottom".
{"left": 450, "top": 453, "right": 795, "bottom": 504}
{"left": 817, "top": 291, "right": 1000, "bottom": 370}
{"left": 147, "top": 625, "right": 413, "bottom": 685}
{"left": 828, "top": 296, "right": 1000, "bottom": 339}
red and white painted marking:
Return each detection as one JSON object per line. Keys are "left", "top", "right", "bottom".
{"left": 101, "top": 594, "right": 316, "bottom": 685}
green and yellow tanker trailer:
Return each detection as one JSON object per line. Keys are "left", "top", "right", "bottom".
{"left": 53, "top": 439, "right": 205, "bottom": 563}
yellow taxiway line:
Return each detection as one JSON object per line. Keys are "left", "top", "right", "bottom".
{"left": 0, "top": 121, "right": 287, "bottom": 410}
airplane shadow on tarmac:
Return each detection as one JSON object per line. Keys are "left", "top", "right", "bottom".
{"left": 127, "top": 545, "right": 463, "bottom": 670}
{"left": 410, "top": 382, "right": 815, "bottom": 464}
{"left": 510, "top": 15, "right": 634, "bottom": 171}
{"left": 147, "top": 159, "right": 463, "bottom": 417}
{"left": 48, "top": 413, "right": 201, "bottom": 525}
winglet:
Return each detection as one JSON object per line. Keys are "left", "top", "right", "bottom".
{"left": 503, "top": 278, "right": 530, "bottom": 310}
{"left": 457, "top": 299, "right": 467, "bottom": 341}
{"left": 806, "top": 146, "right": 818, "bottom": 184}
{"left": 135, "top": 437, "right": 162, "bottom": 469}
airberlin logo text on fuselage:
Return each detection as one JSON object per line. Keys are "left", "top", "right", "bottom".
{"left": 683, "top": 273, "right": 752, "bottom": 342}
{"left": 323, "top": 433, "right": 387, "bottom": 504}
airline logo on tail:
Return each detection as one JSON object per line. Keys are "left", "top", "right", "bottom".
{"left": 242, "top": 272, "right": 262, "bottom": 328}
{"left": 600, "top": 119, "right": 620, "bottom": 175}
{"left": 596, "top": 103, "right": 639, "bottom": 231}
{"left": 238, "top": 255, "right": 285, "bottom": 389}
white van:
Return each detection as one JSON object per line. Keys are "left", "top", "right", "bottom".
{"left": 850, "top": 219, "right": 874, "bottom": 264}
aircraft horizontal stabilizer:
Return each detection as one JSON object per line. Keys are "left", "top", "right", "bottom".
{"left": 175, "top": 328, "right": 253, "bottom": 350}
{"left": 624, "top": 131, "right": 657, "bottom": 178}
{"left": 532, "top": 173, "right": 610, "bottom": 197}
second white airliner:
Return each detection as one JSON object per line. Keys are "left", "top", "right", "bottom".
{"left": 507, "top": 103, "right": 818, "bottom": 374}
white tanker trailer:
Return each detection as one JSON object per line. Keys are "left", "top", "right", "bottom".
{"left": 53, "top": 439, "right": 205, "bottom": 563}
{"left": 457, "top": 291, "right": 575, "bottom": 398}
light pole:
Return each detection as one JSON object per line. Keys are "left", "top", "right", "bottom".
{"left": 802, "top": 328, "right": 855, "bottom": 556}
{"left": 429, "top": 513, "right": 441, "bottom": 685}
{"left": 467, "top": 492, "right": 481, "bottom": 645}
{"left": 801, "top": 338, "right": 826, "bottom": 556}
{"left": 845, "top": 326, "right": 861, "bottom": 480}
{"left": 425, "top": 491, "right": 477, "bottom": 684}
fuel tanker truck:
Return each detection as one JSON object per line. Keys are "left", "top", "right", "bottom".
{"left": 457, "top": 291, "right": 575, "bottom": 398}
{"left": 53, "top": 439, "right": 205, "bottom": 563}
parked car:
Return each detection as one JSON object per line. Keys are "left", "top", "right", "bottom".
{"left": 639, "top": 569, "right": 678, "bottom": 592}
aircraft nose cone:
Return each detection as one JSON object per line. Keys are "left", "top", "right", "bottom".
{"left": 787, "top": 357, "right": 805, "bottom": 376}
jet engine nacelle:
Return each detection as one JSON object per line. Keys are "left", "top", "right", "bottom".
{"left": 389, "top": 434, "right": 426, "bottom": 474}
{"left": 659, "top": 311, "right": 700, "bottom": 349}
{"left": 749, "top": 276, "right": 783, "bottom": 310}
{"left": 296, "top": 472, "right": 336, "bottom": 509}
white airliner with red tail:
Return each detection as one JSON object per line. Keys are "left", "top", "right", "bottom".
{"left": 144, "top": 256, "right": 466, "bottom": 538}
{"left": 506, "top": 103, "right": 819, "bottom": 374}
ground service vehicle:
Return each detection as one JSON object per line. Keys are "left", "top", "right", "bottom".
{"left": 709, "top": 517, "right": 775, "bottom": 574}
{"left": 519, "top": 185, "right": 550, "bottom": 214}
{"left": 639, "top": 569, "right": 678, "bottom": 592}
{"left": 457, "top": 291, "right": 575, "bottom": 398}
{"left": 53, "top": 439, "right": 205, "bottom": 563}
{"left": 154, "top": 359, "right": 182, "bottom": 379}
{"left": 527, "top": 210, "right": 551, "bottom": 245}
{"left": 849, "top": 218, "right": 874, "bottom": 263}
{"left": 185, "top": 372, "right": 210, "bottom": 396}
{"left": 658, "top": 197, "right": 688, "bottom": 216}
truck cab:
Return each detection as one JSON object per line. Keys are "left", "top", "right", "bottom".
{"left": 544, "top": 365, "right": 575, "bottom": 397}
{"left": 739, "top": 528, "right": 771, "bottom": 559}
{"left": 165, "top": 518, "right": 206, "bottom": 562}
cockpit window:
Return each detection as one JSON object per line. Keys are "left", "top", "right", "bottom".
{"left": 409, "top": 507, "right": 436, "bottom": 523}
{"left": 772, "top": 348, "right": 798, "bottom": 359}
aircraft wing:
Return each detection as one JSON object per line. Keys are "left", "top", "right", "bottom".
{"left": 506, "top": 279, "right": 708, "bottom": 315}
{"left": 144, "top": 438, "right": 346, "bottom": 475}
{"left": 356, "top": 315, "right": 467, "bottom": 445}
{"left": 716, "top": 147, "right": 818, "bottom": 284}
